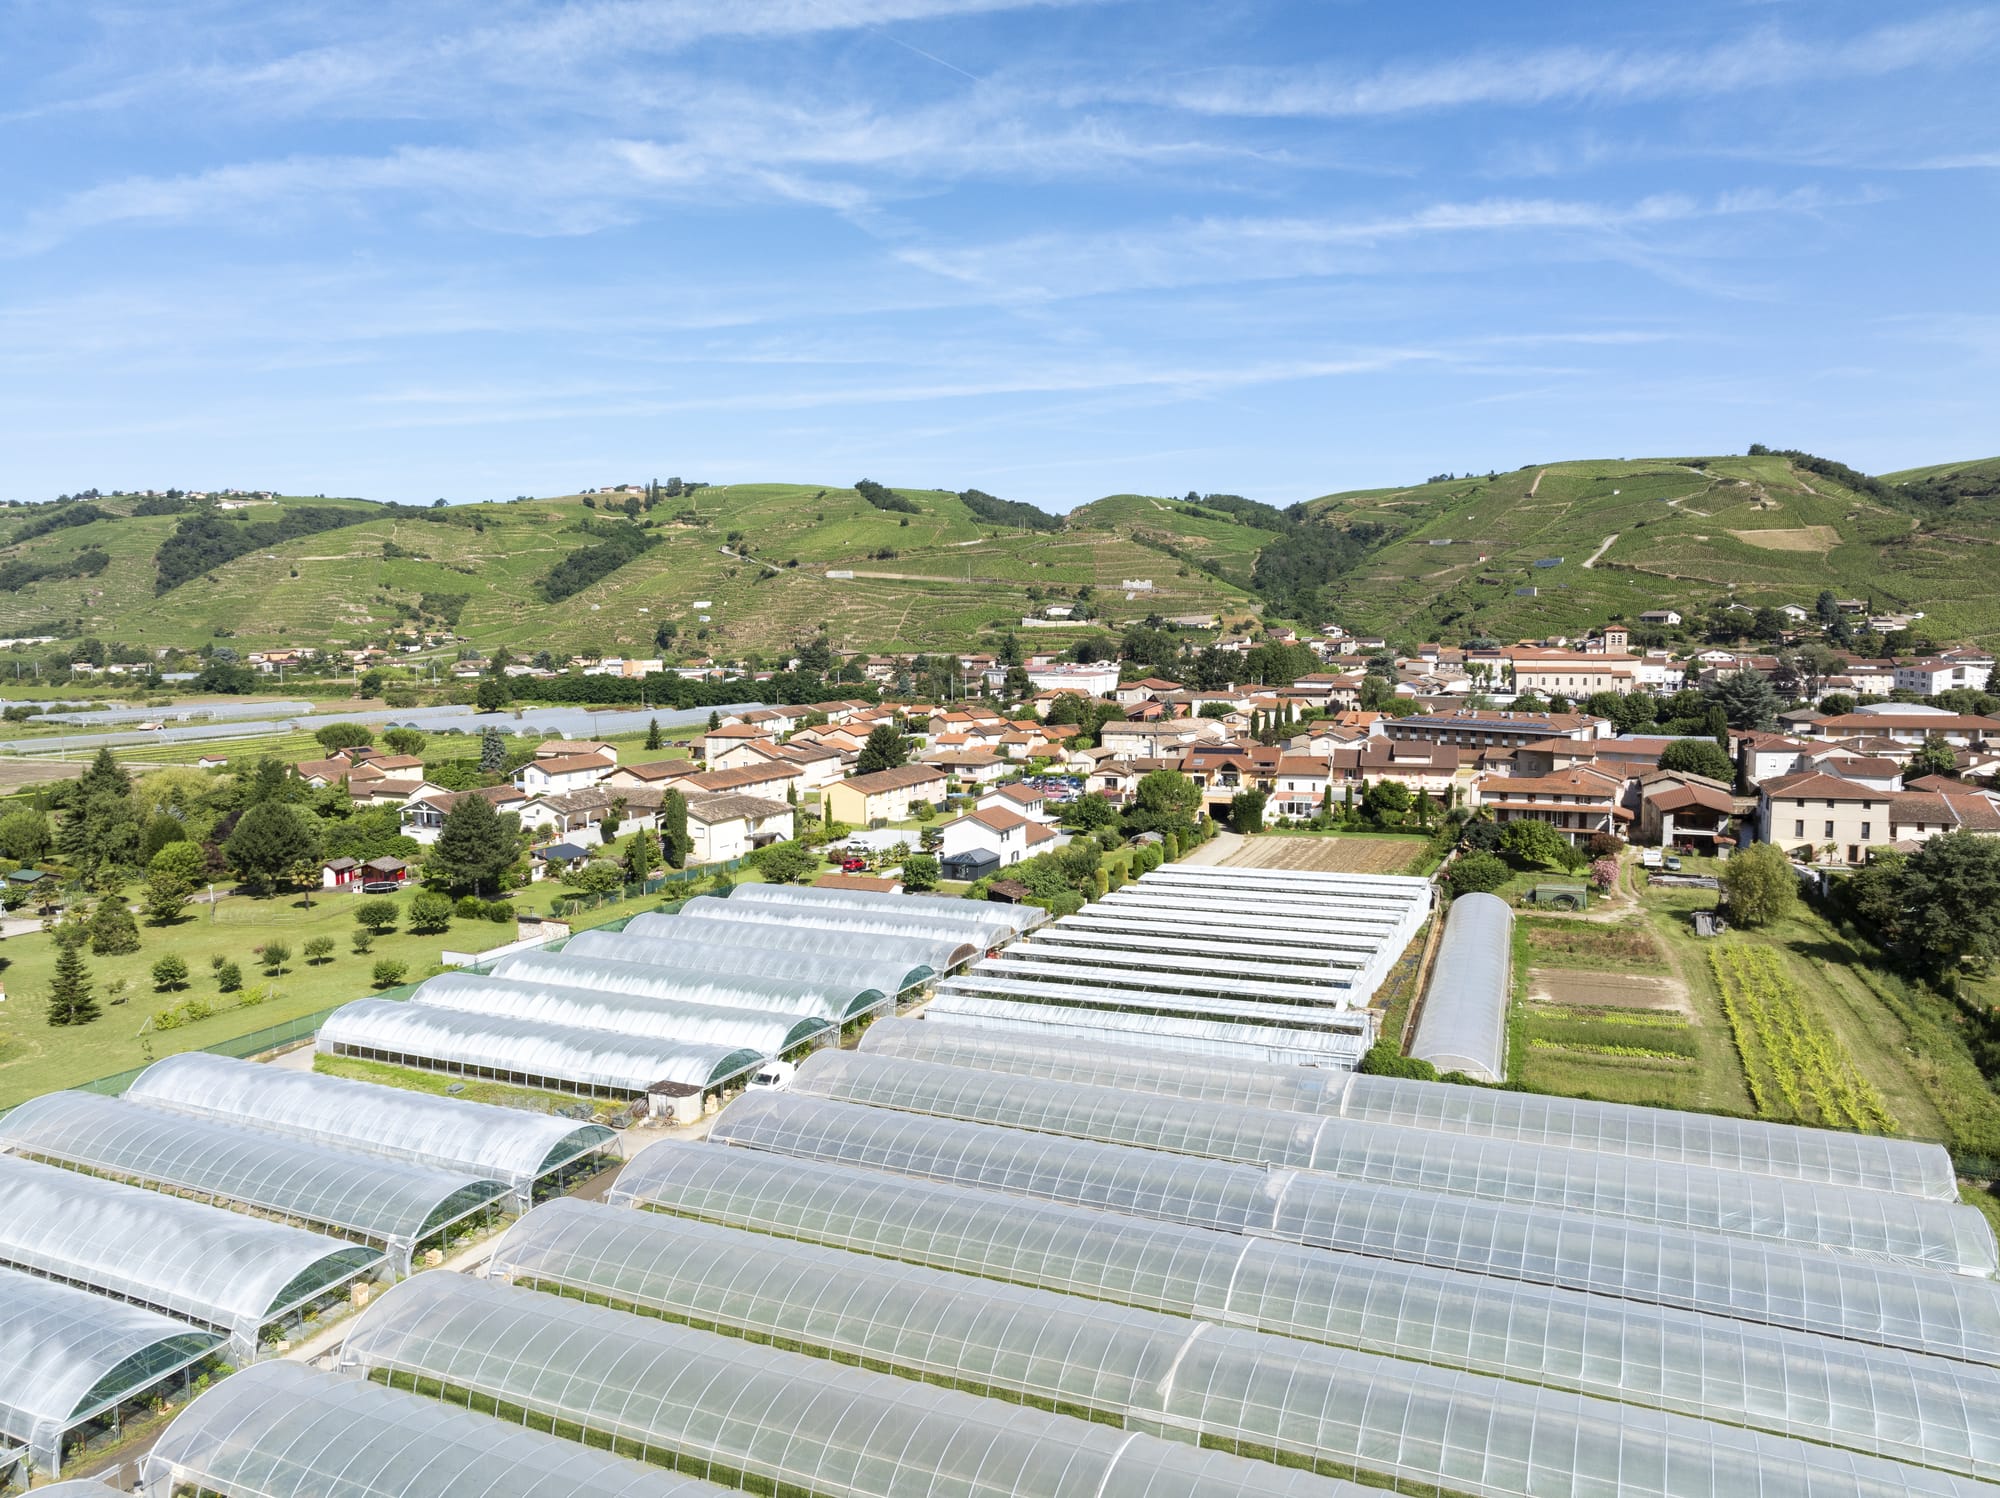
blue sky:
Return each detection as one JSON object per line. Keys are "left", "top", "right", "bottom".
{"left": 2, "top": 0, "right": 1995, "bottom": 509}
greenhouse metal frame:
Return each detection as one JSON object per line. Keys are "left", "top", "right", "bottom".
{"left": 1102, "top": 885, "right": 1424, "bottom": 929}
{"left": 143, "top": 1360, "right": 731, "bottom": 1498}
{"left": 1066, "top": 904, "right": 1407, "bottom": 944}
{"left": 785, "top": 1052, "right": 1993, "bottom": 1272}
{"left": 1024, "top": 926, "right": 1379, "bottom": 975}
{"left": 1052, "top": 912, "right": 1395, "bottom": 959}
{"left": 574, "top": 920, "right": 951, "bottom": 992}
{"left": 317, "top": 999, "right": 762, "bottom": 1103}
{"left": 1097, "top": 889, "right": 1410, "bottom": 933}
{"left": 609, "top": 1141, "right": 2000, "bottom": 1475}
{"left": 492, "top": 947, "right": 874, "bottom": 1022}
{"left": 410, "top": 972, "right": 834, "bottom": 1058}
{"left": 0, "top": 1266, "right": 223, "bottom": 1481}
{"left": 517, "top": 939, "right": 897, "bottom": 1015}
{"left": 696, "top": 886, "right": 1023, "bottom": 950}
{"left": 1139, "top": 865, "right": 1433, "bottom": 900}
{"left": 858, "top": 1022, "right": 1956, "bottom": 1199}
{"left": 125, "top": 1053, "right": 619, "bottom": 1213}
{"left": 490, "top": 1197, "right": 2000, "bottom": 1492}
{"left": 1409, "top": 892, "right": 1512, "bottom": 1082}
{"left": 707, "top": 1092, "right": 2000, "bottom": 1361}
{"left": 935, "top": 973, "right": 1374, "bottom": 1033}
{"left": 341, "top": 1271, "right": 1356, "bottom": 1498}
{"left": 0, "top": 1155, "right": 381, "bottom": 1358}
{"left": 975, "top": 953, "right": 1361, "bottom": 1004}
{"left": 0, "top": 1092, "right": 510, "bottom": 1275}
{"left": 920, "top": 994, "right": 1373, "bottom": 1067}
{"left": 722, "top": 879, "right": 1047, "bottom": 936}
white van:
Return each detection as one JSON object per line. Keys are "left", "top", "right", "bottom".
{"left": 748, "top": 1061, "right": 796, "bottom": 1091}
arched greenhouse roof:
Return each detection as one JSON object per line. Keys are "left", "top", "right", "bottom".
{"left": 496, "top": 945, "right": 885, "bottom": 1020}
{"left": 125, "top": 1052, "right": 616, "bottom": 1204}
{"left": 318, "top": 999, "right": 761, "bottom": 1098}
{"left": 706, "top": 1092, "right": 2000, "bottom": 1362}
{"left": 340, "top": 1271, "right": 1357, "bottom": 1498}
{"left": 0, "top": 1155, "right": 380, "bottom": 1355}
{"left": 0, "top": 1092, "right": 508, "bottom": 1267}
{"left": 144, "top": 1359, "right": 729, "bottom": 1498}
{"left": 558, "top": 930, "right": 919, "bottom": 1005}
{"left": 608, "top": 912, "right": 970, "bottom": 978}
{"left": 668, "top": 893, "right": 1010, "bottom": 955}
{"left": 722, "top": 879, "right": 1041, "bottom": 937}
{"left": 0, "top": 1265, "right": 222, "bottom": 1478}
{"left": 410, "top": 971, "right": 831, "bottom": 1056}
{"left": 1409, "top": 892, "right": 1512, "bottom": 1082}
{"left": 918, "top": 995, "right": 1371, "bottom": 1067}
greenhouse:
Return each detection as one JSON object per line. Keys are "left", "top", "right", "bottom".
{"left": 1100, "top": 884, "right": 1426, "bottom": 932}
{"left": 1409, "top": 891, "right": 1512, "bottom": 1082}
{"left": 1032, "top": 921, "right": 1384, "bottom": 969}
{"left": 921, "top": 994, "right": 1373, "bottom": 1067}
{"left": 697, "top": 886, "right": 1023, "bottom": 950}
{"left": 1140, "top": 865, "right": 1434, "bottom": 901}
{"left": 0, "top": 1266, "right": 223, "bottom": 1481}
{"left": 409, "top": 972, "right": 833, "bottom": 1058}
{"left": 499, "top": 943, "right": 892, "bottom": 1017}
{"left": 858, "top": 1023, "right": 1958, "bottom": 1199}
{"left": 996, "top": 936, "right": 1375, "bottom": 990}
{"left": 317, "top": 999, "right": 762, "bottom": 1105}
{"left": 723, "top": 879, "right": 1047, "bottom": 936}
{"left": 0, "top": 1155, "right": 381, "bottom": 1358}
{"left": 1098, "top": 888, "right": 1410, "bottom": 934}
{"left": 490, "top": 1197, "right": 2000, "bottom": 1494}
{"left": 0, "top": 1092, "right": 510, "bottom": 1275}
{"left": 707, "top": 1093, "right": 2000, "bottom": 1361}
{"left": 786, "top": 1051, "right": 1994, "bottom": 1273}
{"left": 1066, "top": 903, "right": 1407, "bottom": 944}
{"left": 610, "top": 1141, "right": 2000, "bottom": 1475}
{"left": 1053, "top": 910, "right": 1396, "bottom": 957}
{"left": 611, "top": 912, "right": 973, "bottom": 977}
{"left": 340, "top": 1271, "right": 1355, "bottom": 1498}
{"left": 143, "top": 1360, "right": 730, "bottom": 1498}
{"left": 975, "top": 952, "right": 1363, "bottom": 1005}
{"left": 935, "top": 972, "right": 1375, "bottom": 1034}
{"left": 125, "top": 1053, "right": 617, "bottom": 1213}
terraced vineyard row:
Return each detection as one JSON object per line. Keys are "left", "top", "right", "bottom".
{"left": 1708, "top": 943, "right": 1895, "bottom": 1133}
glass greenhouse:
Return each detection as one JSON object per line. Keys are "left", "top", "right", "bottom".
{"left": 921, "top": 994, "right": 1373, "bottom": 1067}
{"left": 609, "top": 912, "right": 973, "bottom": 977}
{"left": 0, "top": 1155, "right": 381, "bottom": 1358}
{"left": 700, "top": 886, "right": 1021, "bottom": 950}
{"left": 785, "top": 1052, "right": 1994, "bottom": 1272}
{"left": 1409, "top": 891, "right": 1512, "bottom": 1082}
{"left": 722, "top": 879, "right": 1046, "bottom": 936}
{"left": 609, "top": 1142, "right": 2000, "bottom": 1475}
{"left": 143, "top": 1360, "right": 731, "bottom": 1498}
{"left": 936, "top": 973, "right": 1374, "bottom": 1034}
{"left": 409, "top": 972, "right": 833, "bottom": 1057}
{"left": 0, "top": 1266, "right": 222, "bottom": 1480}
{"left": 317, "top": 999, "right": 762, "bottom": 1101}
{"left": 342, "top": 1272, "right": 1356, "bottom": 1498}
{"left": 504, "top": 941, "right": 892, "bottom": 1017}
{"left": 124, "top": 1052, "right": 617, "bottom": 1213}
{"left": 0, "top": 1092, "right": 509, "bottom": 1274}
{"left": 707, "top": 1093, "right": 2000, "bottom": 1361}
{"left": 491, "top": 1197, "right": 1999, "bottom": 1493}
{"left": 859, "top": 1022, "right": 1957, "bottom": 1199}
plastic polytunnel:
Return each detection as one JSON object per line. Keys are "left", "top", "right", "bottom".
{"left": 788, "top": 1052, "right": 1996, "bottom": 1275}
{"left": 0, "top": 1091, "right": 509, "bottom": 1274}
{"left": 857, "top": 1021, "right": 1959, "bottom": 1200}
{"left": 707, "top": 1092, "right": 2000, "bottom": 1362}
{"left": 0, "top": 1155, "right": 380, "bottom": 1358}
{"left": 124, "top": 1052, "right": 617, "bottom": 1213}
{"left": 410, "top": 972, "right": 832, "bottom": 1057}
{"left": 340, "top": 1271, "right": 1355, "bottom": 1498}
{"left": 1066, "top": 903, "right": 1404, "bottom": 945}
{"left": 608, "top": 1142, "right": 2000, "bottom": 1477}
{"left": 598, "top": 913, "right": 969, "bottom": 981}
{"left": 1099, "top": 888, "right": 1410, "bottom": 933}
{"left": 1410, "top": 891, "right": 1512, "bottom": 1082}
{"left": 935, "top": 973, "right": 1373, "bottom": 1034}
{"left": 668, "top": 894, "right": 1011, "bottom": 956}
{"left": 144, "top": 1360, "right": 730, "bottom": 1498}
{"left": 0, "top": 1265, "right": 222, "bottom": 1480}
{"left": 921, "top": 994, "right": 1373, "bottom": 1067}
{"left": 494, "top": 945, "right": 884, "bottom": 1020}
{"left": 723, "top": 878, "right": 1046, "bottom": 936}
{"left": 1139, "top": 865, "right": 1433, "bottom": 900}
{"left": 491, "top": 1197, "right": 2000, "bottom": 1496}
{"left": 317, "top": 999, "right": 761, "bottom": 1100}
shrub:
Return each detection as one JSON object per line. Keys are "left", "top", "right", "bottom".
{"left": 455, "top": 895, "right": 485, "bottom": 919}
{"left": 151, "top": 954, "right": 190, "bottom": 991}
{"left": 901, "top": 853, "right": 940, "bottom": 892}
{"left": 303, "top": 935, "right": 336, "bottom": 965}
{"left": 1356, "top": 1040, "right": 1440, "bottom": 1080}
{"left": 1588, "top": 857, "right": 1619, "bottom": 892}
{"left": 88, "top": 901, "right": 142, "bottom": 956}
{"left": 350, "top": 930, "right": 374, "bottom": 955}
{"left": 407, "top": 890, "right": 455, "bottom": 934}
{"left": 257, "top": 940, "right": 291, "bottom": 974}
{"left": 1445, "top": 851, "right": 1511, "bottom": 897}
{"left": 371, "top": 958, "right": 409, "bottom": 989}
{"left": 1585, "top": 832, "right": 1623, "bottom": 859}
{"left": 483, "top": 899, "right": 515, "bottom": 923}
{"left": 214, "top": 960, "right": 243, "bottom": 992}
{"left": 355, "top": 898, "right": 399, "bottom": 934}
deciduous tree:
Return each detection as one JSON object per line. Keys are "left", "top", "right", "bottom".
{"left": 1719, "top": 843, "right": 1798, "bottom": 927}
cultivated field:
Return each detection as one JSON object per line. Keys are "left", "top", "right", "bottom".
{"left": 1221, "top": 834, "right": 1427, "bottom": 875}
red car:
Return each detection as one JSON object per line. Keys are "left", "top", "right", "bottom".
{"left": 840, "top": 856, "right": 869, "bottom": 874}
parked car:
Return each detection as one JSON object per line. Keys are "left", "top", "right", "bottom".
{"left": 840, "top": 856, "right": 868, "bottom": 874}
{"left": 1663, "top": 855, "right": 1683, "bottom": 872}
{"left": 748, "top": 1061, "right": 796, "bottom": 1091}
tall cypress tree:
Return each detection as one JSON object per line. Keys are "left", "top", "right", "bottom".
{"left": 46, "top": 942, "right": 98, "bottom": 1027}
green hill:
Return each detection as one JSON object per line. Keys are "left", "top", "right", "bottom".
{"left": 2, "top": 455, "right": 1993, "bottom": 657}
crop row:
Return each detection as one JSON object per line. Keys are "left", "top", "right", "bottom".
{"left": 1709, "top": 943, "right": 1895, "bottom": 1133}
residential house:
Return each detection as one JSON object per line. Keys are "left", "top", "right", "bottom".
{"left": 604, "top": 759, "right": 699, "bottom": 792}
{"left": 823, "top": 765, "right": 948, "bottom": 826}
{"left": 922, "top": 750, "right": 1011, "bottom": 787}
{"left": 938, "top": 806, "right": 1060, "bottom": 868}
{"left": 1757, "top": 773, "right": 1891, "bottom": 864}
{"left": 977, "top": 782, "right": 1055, "bottom": 822}
{"left": 321, "top": 857, "right": 362, "bottom": 890}
{"left": 518, "top": 788, "right": 654, "bottom": 847}
{"left": 1098, "top": 718, "right": 1225, "bottom": 756}
{"left": 1383, "top": 710, "right": 1610, "bottom": 751}
{"left": 702, "top": 722, "right": 775, "bottom": 761}
{"left": 350, "top": 777, "right": 446, "bottom": 809}
{"left": 684, "top": 794, "right": 796, "bottom": 863}
{"left": 1505, "top": 650, "right": 1641, "bottom": 698}
{"left": 768, "top": 740, "right": 846, "bottom": 793}
{"left": 1894, "top": 658, "right": 1997, "bottom": 696}
{"left": 682, "top": 762, "right": 805, "bottom": 802}
{"left": 1633, "top": 771, "right": 1739, "bottom": 850}
{"left": 1023, "top": 662, "right": 1120, "bottom": 697}
{"left": 1114, "top": 677, "right": 1183, "bottom": 706}
{"left": 1473, "top": 766, "right": 1630, "bottom": 842}
{"left": 706, "top": 737, "right": 787, "bottom": 773}
{"left": 514, "top": 754, "right": 614, "bottom": 796}
{"left": 535, "top": 740, "right": 619, "bottom": 765}
{"left": 1797, "top": 710, "right": 2000, "bottom": 748}
{"left": 400, "top": 785, "right": 530, "bottom": 845}
{"left": 1638, "top": 609, "right": 1682, "bottom": 626}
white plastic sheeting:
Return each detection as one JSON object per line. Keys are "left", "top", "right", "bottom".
{"left": 144, "top": 1360, "right": 728, "bottom": 1498}
{"left": 341, "top": 1271, "right": 1356, "bottom": 1498}
{"left": 0, "top": 1155, "right": 380, "bottom": 1357}
{"left": 723, "top": 879, "right": 1045, "bottom": 936}
{"left": 667, "top": 893, "right": 1012, "bottom": 954}
{"left": 318, "top": 998, "right": 761, "bottom": 1098}
{"left": 499, "top": 943, "right": 889, "bottom": 1017}
{"left": 1410, "top": 892, "right": 1512, "bottom": 1081}
{"left": 605, "top": 913, "right": 971, "bottom": 978}
{"left": 492, "top": 1197, "right": 2000, "bottom": 1494}
{"left": 125, "top": 1052, "right": 617, "bottom": 1212}
{"left": 936, "top": 973, "right": 1373, "bottom": 1033}
{"left": 858, "top": 1022, "right": 1954, "bottom": 1198}
{"left": 707, "top": 1092, "right": 2000, "bottom": 1361}
{"left": 610, "top": 1142, "right": 2000, "bottom": 1476}
{"left": 0, "top": 1265, "right": 221, "bottom": 1479}
{"left": 573, "top": 923, "right": 940, "bottom": 994}
{"left": 920, "top": 994, "right": 1373, "bottom": 1067}
{"left": 410, "top": 971, "right": 832, "bottom": 1056}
